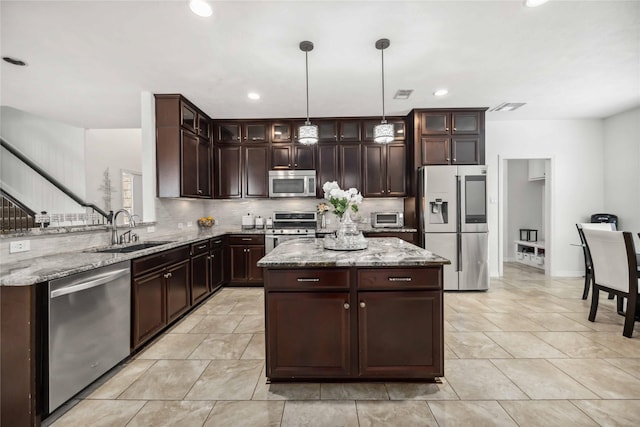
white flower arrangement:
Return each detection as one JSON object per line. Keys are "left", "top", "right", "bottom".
{"left": 322, "top": 181, "right": 363, "bottom": 219}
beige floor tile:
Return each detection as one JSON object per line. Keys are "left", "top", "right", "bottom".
{"left": 538, "top": 286, "right": 589, "bottom": 299}
{"left": 444, "top": 295, "right": 494, "bottom": 313}
{"left": 281, "top": 401, "right": 359, "bottom": 427}
{"left": 499, "top": 400, "right": 598, "bottom": 427}
{"left": 563, "top": 312, "right": 624, "bottom": 332}
{"left": 119, "top": 359, "right": 210, "bottom": 400}
{"left": 50, "top": 399, "right": 145, "bottom": 427}
{"left": 189, "top": 314, "right": 246, "bottom": 334}
{"left": 578, "top": 331, "right": 640, "bottom": 357}
{"left": 204, "top": 401, "right": 284, "bottom": 427}
{"left": 127, "top": 400, "right": 214, "bottom": 427}
{"left": 604, "top": 358, "right": 640, "bottom": 379}
{"left": 550, "top": 358, "right": 640, "bottom": 399}
{"left": 444, "top": 344, "right": 458, "bottom": 359}
{"left": 446, "top": 313, "right": 502, "bottom": 332}
{"left": 88, "top": 359, "right": 156, "bottom": 399}
{"left": 136, "top": 333, "right": 208, "bottom": 359}
{"left": 485, "top": 332, "right": 567, "bottom": 358}
{"left": 491, "top": 359, "right": 598, "bottom": 399}
{"left": 252, "top": 366, "right": 321, "bottom": 400}
{"left": 444, "top": 359, "right": 527, "bottom": 400}
{"left": 234, "top": 314, "right": 265, "bottom": 333}
{"left": 534, "top": 331, "right": 624, "bottom": 358}
{"left": 512, "top": 298, "right": 572, "bottom": 313}
{"left": 193, "top": 301, "right": 236, "bottom": 315}
{"left": 480, "top": 313, "right": 546, "bottom": 331}
{"left": 385, "top": 381, "right": 459, "bottom": 400}
{"left": 320, "top": 383, "right": 389, "bottom": 400}
{"left": 356, "top": 400, "right": 437, "bottom": 427}
{"left": 228, "top": 300, "right": 264, "bottom": 315}
{"left": 241, "top": 333, "right": 266, "bottom": 360}
{"left": 446, "top": 332, "right": 512, "bottom": 358}
{"left": 168, "top": 314, "right": 206, "bottom": 333}
{"left": 185, "top": 359, "right": 263, "bottom": 400}
{"left": 572, "top": 399, "right": 640, "bottom": 426}
{"left": 428, "top": 401, "right": 517, "bottom": 427}
{"left": 188, "top": 333, "right": 253, "bottom": 360}
{"left": 523, "top": 313, "right": 593, "bottom": 331}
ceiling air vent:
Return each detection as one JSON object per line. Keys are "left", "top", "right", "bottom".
{"left": 393, "top": 89, "right": 413, "bottom": 99}
{"left": 490, "top": 102, "right": 526, "bottom": 112}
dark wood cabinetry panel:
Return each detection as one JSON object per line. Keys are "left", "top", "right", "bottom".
{"left": 181, "top": 101, "right": 197, "bottom": 133}
{"left": 271, "top": 144, "right": 315, "bottom": 170}
{"left": 451, "top": 111, "right": 480, "bottom": 134}
{"left": 363, "top": 144, "right": 385, "bottom": 197}
{"left": 132, "top": 271, "right": 166, "bottom": 348}
{"left": 181, "top": 131, "right": 199, "bottom": 196}
{"left": 363, "top": 119, "right": 406, "bottom": 141}
{"left": 271, "top": 144, "right": 292, "bottom": 170}
{"left": 420, "top": 112, "right": 449, "bottom": 135}
{"left": 214, "top": 145, "right": 242, "bottom": 198}
{"left": 339, "top": 120, "right": 361, "bottom": 141}
{"left": 317, "top": 120, "right": 338, "bottom": 142}
{"left": 226, "top": 235, "right": 265, "bottom": 285}
{"left": 317, "top": 144, "right": 339, "bottom": 194}
{"left": 243, "top": 122, "right": 269, "bottom": 143}
{"left": 294, "top": 145, "right": 315, "bottom": 170}
{"left": 209, "top": 239, "right": 224, "bottom": 292}
{"left": 244, "top": 145, "right": 269, "bottom": 198}
{"left": 215, "top": 122, "right": 242, "bottom": 142}
{"left": 387, "top": 143, "right": 406, "bottom": 196}
{"left": 420, "top": 137, "right": 450, "bottom": 165}
{"left": 191, "top": 247, "right": 209, "bottom": 306}
{"left": 165, "top": 260, "right": 190, "bottom": 323}
{"left": 266, "top": 292, "right": 352, "bottom": 378}
{"left": 196, "top": 138, "right": 212, "bottom": 197}
{"left": 340, "top": 144, "right": 361, "bottom": 190}
{"left": 358, "top": 291, "right": 442, "bottom": 378}
{"left": 272, "top": 123, "right": 292, "bottom": 142}
{"left": 247, "top": 247, "right": 265, "bottom": 282}
{"left": 451, "top": 136, "right": 480, "bottom": 165}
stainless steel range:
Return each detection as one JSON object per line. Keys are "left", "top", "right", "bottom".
{"left": 265, "top": 211, "right": 317, "bottom": 253}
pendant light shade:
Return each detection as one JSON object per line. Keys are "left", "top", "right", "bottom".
{"left": 298, "top": 41, "right": 318, "bottom": 145}
{"left": 374, "top": 38, "right": 394, "bottom": 144}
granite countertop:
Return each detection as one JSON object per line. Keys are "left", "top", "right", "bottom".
{"left": 315, "top": 226, "right": 418, "bottom": 234}
{"left": 257, "top": 237, "right": 450, "bottom": 268}
{"left": 0, "top": 225, "right": 262, "bottom": 287}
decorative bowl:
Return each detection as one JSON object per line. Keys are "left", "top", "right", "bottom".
{"left": 197, "top": 217, "right": 215, "bottom": 228}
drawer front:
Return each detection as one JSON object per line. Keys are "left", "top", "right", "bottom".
{"left": 190, "top": 240, "right": 210, "bottom": 256}
{"left": 133, "top": 246, "right": 190, "bottom": 277}
{"left": 266, "top": 269, "right": 350, "bottom": 290}
{"left": 209, "top": 236, "right": 225, "bottom": 248}
{"left": 228, "top": 235, "right": 265, "bottom": 245}
{"left": 357, "top": 267, "right": 441, "bottom": 290}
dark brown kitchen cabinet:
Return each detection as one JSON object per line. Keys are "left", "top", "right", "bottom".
{"left": 363, "top": 118, "right": 406, "bottom": 142}
{"left": 226, "top": 235, "right": 265, "bottom": 285}
{"left": 132, "top": 245, "right": 191, "bottom": 349}
{"left": 266, "top": 292, "right": 352, "bottom": 379}
{"left": 244, "top": 145, "right": 269, "bottom": 197}
{"left": 421, "top": 111, "right": 480, "bottom": 135}
{"left": 215, "top": 122, "right": 242, "bottom": 142}
{"left": 214, "top": 145, "right": 242, "bottom": 198}
{"left": 214, "top": 120, "right": 270, "bottom": 143}
{"left": 340, "top": 144, "right": 362, "bottom": 190}
{"left": 362, "top": 143, "right": 406, "bottom": 197}
{"left": 317, "top": 143, "right": 339, "bottom": 194}
{"left": 357, "top": 290, "right": 442, "bottom": 378}
{"left": 243, "top": 122, "right": 269, "bottom": 143}
{"left": 190, "top": 241, "right": 210, "bottom": 306}
{"left": 420, "top": 136, "right": 480, "bottom": 165}
{"left": 155, "top": 94, "right": 213, "bottom": 198}
{"left": 272, "top": 122, "right": 292, "bottom": 142}
{"left": 271, "top": 143, "right": 316, "bottom": 170}
{"left": 209, "top": 237, "right": 224, "bottom": 292}
{"left": 338, "top": 120, "right": 361, "bottom": 142}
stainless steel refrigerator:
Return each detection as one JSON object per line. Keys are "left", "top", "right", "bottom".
{"left": 418, "top": 166, "right": 489, "bottom": 291}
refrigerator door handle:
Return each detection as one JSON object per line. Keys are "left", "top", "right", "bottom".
{"left": 457, "top": 233, "right": 462, "bottom": 272}
{"left": 456, "top": 175, "right": 462, "bottom": 232}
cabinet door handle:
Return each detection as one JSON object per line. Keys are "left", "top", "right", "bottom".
{"left": 446, "top": 157, "right": 450, "bottom": 161}
{"left": 343, "top": 303, "right": 350, "bottom": 309}
{"left": 453, "top": 127, "right": 457, "bottom": 131}
{"left": 197, "top": 244, "right": 207, "bottom": 249}
{"left": 297, "top": 278, "right": 320, "bottom": 282}
{"left": 359, "top": 301, "right": 366, "bottom": 308}
{"left": 213, "top": 239, "right": 222, "bottom": 244}
{"left": 210, "top": 254, "right": 215, "bottom": 258}
{"left": 242, "top": 238, "right": 252, "bottom": 241}
{"left": 445, "top": 127, "right": 450, "bottom": 131}
{"left": 388, "top": 277, "right": 412, "bottom": 282}
{"left": 197, "top": 189, "right": 203, "bottom": 195}
{"left": 453, "top": 158, "right": 456, "bottom": 162}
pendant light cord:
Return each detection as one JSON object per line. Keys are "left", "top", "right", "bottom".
{"left": 305, "top": 50, "right": 310, "bottom": 123}
{"left": 381, "top": 47, "right": 386, "bottom": 122}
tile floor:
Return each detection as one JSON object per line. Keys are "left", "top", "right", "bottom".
{"left": 48, "top": 263, "right": 640, "bottom": 426}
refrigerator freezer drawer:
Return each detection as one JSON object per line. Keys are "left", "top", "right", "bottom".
{"left": 460, "top": 232, "right": 489, "bottom": 290}
{"left": 424, "top": 233, "right": 458, "bottom": 291}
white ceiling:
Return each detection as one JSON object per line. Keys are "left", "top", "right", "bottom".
{"left": 1, "top": 0, "right": 639, "bottom": 129}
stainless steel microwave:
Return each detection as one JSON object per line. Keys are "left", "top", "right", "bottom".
{"left": 268, "top": 170, "right": 316, "bottom": 198}
{"left": 371, "top": 212, "right": 404, "bottom": 228}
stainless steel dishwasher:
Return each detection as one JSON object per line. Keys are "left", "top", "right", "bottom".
{"left": 48, "top": 261, "right": 131, "bottom": 412}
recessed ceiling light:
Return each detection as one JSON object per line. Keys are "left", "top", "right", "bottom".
{"left": 524, "top": 0, "right": 550, "bottom": 7}
{"left": 2, "top": 57, "right": 27, "bottom": 66}
{"left": 433, "top": 89, "right": 449, "bottom": 97}
{"left": 393, "top": 89, "right": 413, "bottom": 100}
{"left": 247, "top": 92, "right": 260, "bottom": 100}
{"left": 189, "top": 0, "right": 213, "bottom": 17}
{"left": 490, "top": 102, "right": 527, "bottom": 112}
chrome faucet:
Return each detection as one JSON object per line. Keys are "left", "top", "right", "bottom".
{"left": 111, "top": 209, "right": 133, "bottom": 245}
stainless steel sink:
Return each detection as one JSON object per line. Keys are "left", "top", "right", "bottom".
{"left": 90, "top": 241, "right": 172, "bottom": 254}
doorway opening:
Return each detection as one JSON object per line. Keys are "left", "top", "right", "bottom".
{"left": 498, "top": 157, "right": 552, "bottom": 277}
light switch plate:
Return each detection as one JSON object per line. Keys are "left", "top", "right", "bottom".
{"left": 147, "top": 226, "right": 156, "bottom": 233}
{"left": 10, "top": 240, "right": 31, "bottom": 253}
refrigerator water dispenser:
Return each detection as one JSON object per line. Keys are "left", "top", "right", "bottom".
{"left": 429, "top": 197, "right": 448, "bottom": 224}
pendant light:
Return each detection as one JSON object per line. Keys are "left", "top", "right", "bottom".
{"left": 298, "top": 41, "right": 318, "bottom": 145}
{"left": 373, "top": 38, "right": 395, "bottom": 144}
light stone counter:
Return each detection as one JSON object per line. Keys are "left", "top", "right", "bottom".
{"left": 257, "top": 237, "right": 450, "bottom": 268}
{"left": 0, "top": 225, "right": 264, "bottom": 286}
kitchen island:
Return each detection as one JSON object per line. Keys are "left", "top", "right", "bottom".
{"left": 257, "top": 237, "right": 450, "bottom": 381}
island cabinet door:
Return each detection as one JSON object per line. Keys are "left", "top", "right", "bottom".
{"left": 266, "top": 292, "right": 352, "bottom": 379}
{"left": 357, "top": 291, "right": 443, "bottom": 378}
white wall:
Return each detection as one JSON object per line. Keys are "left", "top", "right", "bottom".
{"left": 84, "top": 129, "right": 142, "bottom": 214}
{"left": 505, "top": 159, "right": 543, "bottom": 261}
{"left": 603, "top": 107, "right": 640, "bottom": 246}
{"left": 486, "top": 120, "right": 604, "bottom": 277}
{"left": 0, "top": 106, "right": 86, "bottom": 213}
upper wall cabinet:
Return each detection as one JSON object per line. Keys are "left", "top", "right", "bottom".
{"left": 156, "top": 94, "right": 212, "bottom": 198}
{"left": 363, "top": 119, "right": 406, "bottom": 142}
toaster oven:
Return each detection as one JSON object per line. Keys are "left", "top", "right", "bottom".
{"left": 371, "top": 212, "right": 404, "bottom": 228}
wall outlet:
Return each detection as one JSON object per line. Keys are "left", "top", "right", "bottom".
{"left": 187, "top": 221, "right": 193, "bottom": 227}
{"left": 147, "top": 226, "right": 156, "bottom": 233}
{"left": 10, "top": 240, "right": 31, "bottom": 253}
{"left": 178, "top": 222, "right": 184, "bottom": 229}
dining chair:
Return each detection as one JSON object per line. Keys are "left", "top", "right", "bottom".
{"left": 582, "top": 228, "right": 638, "bottom": 338}
{"left": 577, "top": 223, "right": 616, "bottom": 300}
